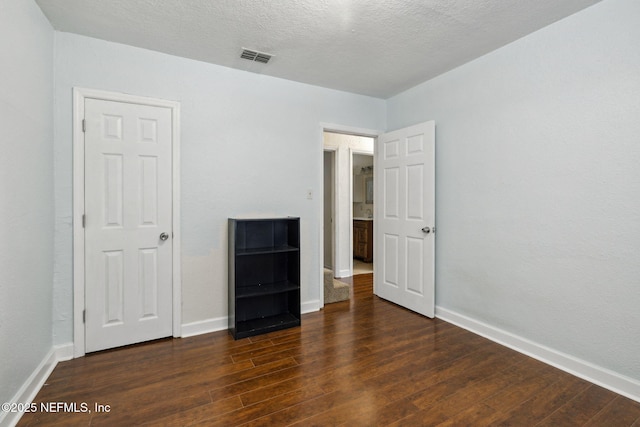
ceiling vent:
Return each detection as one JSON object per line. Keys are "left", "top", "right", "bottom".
{"left": 241, "top": 48, "right": 273, "bottom": 64}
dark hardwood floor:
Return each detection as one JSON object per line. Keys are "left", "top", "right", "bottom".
{"left": 19, "top": 274, "right": 640, "bottom": 426}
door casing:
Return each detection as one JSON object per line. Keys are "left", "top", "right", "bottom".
{"left": 72, "top": 87, "right": 181, "bottom": 357}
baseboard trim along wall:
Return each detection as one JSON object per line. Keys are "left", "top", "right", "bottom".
{"left": 1, "top": 344, "right": 73, "bottom": 427}
{"left": 301, "top": 299, "right": 321, "bottom": 314}
{"left": 435, "top": 306, "right": 640, "bottom": 404}
{"left": 336, "top": 269, "right": 351, "bottom": 279}
{"left": 181, "top": 301, "right": 322, "bottom": 338}
{"left": 181, "top": 317, "right": 228, "bottom": 338}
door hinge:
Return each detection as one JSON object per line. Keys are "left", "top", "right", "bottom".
{"left": 82, "top": 119, "right": 86, "bottom": 132}
{"left": 82, "top": 214, "right": 86, "bottom": 228}
{"left": 83, "top": 310, "right": 86, "bottom": 323}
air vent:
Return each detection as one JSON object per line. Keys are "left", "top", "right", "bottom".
{"left": 240, "top": 48, "right": 273, "bottom": 64}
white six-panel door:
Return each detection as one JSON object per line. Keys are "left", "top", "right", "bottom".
{"left": 84, "top": 98, "right": 173, "bottom": 352}
{"left": 374, "top": 121, "right": 435, "bottom": 317}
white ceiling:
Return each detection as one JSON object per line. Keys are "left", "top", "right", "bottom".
{"left": 36, "top": 0, "right": 601, "bottom": 99}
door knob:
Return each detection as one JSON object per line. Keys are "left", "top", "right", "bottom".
{"left": 422, "top": 226, "right": 431, "bottom": 234}
{"left": 159, "top": 232, "right": 169, "bottom": 241}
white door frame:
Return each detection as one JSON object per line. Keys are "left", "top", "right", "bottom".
{"left": 319, "top": 123, "right": 380, "bottom": 307}
{"left": 73, "top": 87, "right": 181, "bottom": 357}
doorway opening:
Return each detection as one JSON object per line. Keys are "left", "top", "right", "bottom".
{"left": 321, "top": 121, "right": 435, "bottom": 317}
{"left": 321, "top": 128, "right": 376, "bottom": 306}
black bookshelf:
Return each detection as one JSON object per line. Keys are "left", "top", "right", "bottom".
{"left": 228, "top": 217, "right": 301, "bottom": 339}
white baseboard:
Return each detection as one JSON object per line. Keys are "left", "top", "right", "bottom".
{"left": 181, "top": 317, "right": 228, "bottom": 338}
{"left": 435, "top": 306, "right": 640, "bottom": 403}
{"left": 336, "top": 269, "right": 351, "bottom": 278}
{"left": 0, "top": 343, "right": 74, "bottom": 427}
{"left": 301, "top": 299, "right": 321, "bottom": 314}
{"left": 181, "top": 301, "right": 321, "bottom": 339}
{"left": 55, "top": 343, "right": 74, "bottom": 362}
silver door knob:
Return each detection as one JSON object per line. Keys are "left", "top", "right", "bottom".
{"left": 159, "top": 232, "right": 169, "bottom": 241}
{"left": 421, "top": 226, "right": 431, "bottom": 234}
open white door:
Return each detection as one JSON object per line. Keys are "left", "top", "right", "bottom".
{"left": 374, "top": 121, "right": 435, "bottom": 317}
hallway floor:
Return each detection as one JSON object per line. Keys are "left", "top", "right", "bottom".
{"left": 353, "top": 259, "right": 373, "bottom": 275}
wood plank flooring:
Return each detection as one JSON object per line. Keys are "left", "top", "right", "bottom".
{"left": 18, "top": 274, "right": 640, "bottom": 426}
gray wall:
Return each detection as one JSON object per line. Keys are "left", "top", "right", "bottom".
{"left": 52, "top": 33, "right": 386, "bottom": 343}
{"left": 0, "top": 0, "right": 54, "bottom": 406}
{"left": 387, "top": 0, "right": 640, "bottom": 381}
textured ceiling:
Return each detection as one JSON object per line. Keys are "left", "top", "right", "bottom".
{"left": 36, "top": 0, "right": 601, "bottom": 98}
